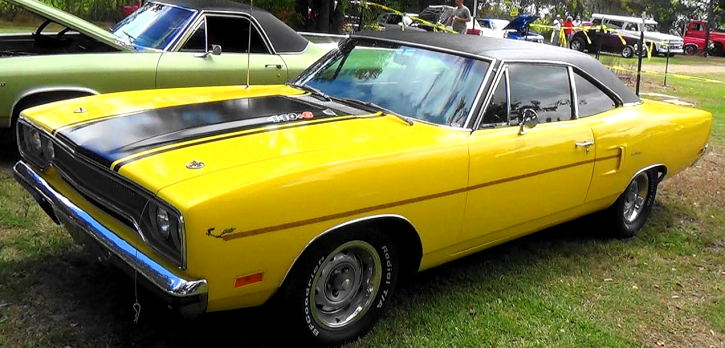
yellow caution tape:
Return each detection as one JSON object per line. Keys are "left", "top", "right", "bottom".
{"left": 362, "top": 1, "right": 457, "bottom": 34}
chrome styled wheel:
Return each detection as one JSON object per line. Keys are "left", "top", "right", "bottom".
{"left": 606, "top": 169, "right": 658, "bottom": 238}
{"left": 622, "top": 46, "right": 634, "bottom": 58}
{"left": 309, "top": 241, "right": 382, "bottom": 329}
{"left": 622, "top": 172, "right": 649, "bottom": 223}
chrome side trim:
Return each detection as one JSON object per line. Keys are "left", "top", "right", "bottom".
{"left": 277, "top": 214, "right": 417, "bottom": 289}
{"left": 472, "top": 63, "right": 507, "bottom": 130}
{"left": 462, "top": 58, "right": 496, "bottom": 129}
{"left": 13, "top": 161, "right": 206, "bottom": 299}
{"left": 568, "top": 66, "right": 579, "bottom": 119}
{"left": 11, "top": 86, "right": 100, "bottom": 119}
{"left": 624, "top": 164, "right": 667, "bottom": 192}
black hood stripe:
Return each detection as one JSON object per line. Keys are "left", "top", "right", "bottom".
{"left": 111, "top": 115, "right": 372, "bottom": 171}
{"left": 51, "top": 92, "right": 312, "bottom": 135}
{"left": 56, "top": 95, "right": 367, "bottom": 169}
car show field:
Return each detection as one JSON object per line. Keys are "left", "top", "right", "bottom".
{"left": 1, "top": 1, "right": 724, "bottom": 347}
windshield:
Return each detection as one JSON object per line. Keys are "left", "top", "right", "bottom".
{"left": 112, "top": 2, "right": 196, "bottom": 50}
{"left": 295, "top": 39, "right": 490, "bottom": 127}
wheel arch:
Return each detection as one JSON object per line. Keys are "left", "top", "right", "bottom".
{"left": 624, "top": 164, "right": 667, "bottom": 194}
{"left": 277, "top": 214, "right": 423, "bottom": 291}
{"left": 11, "top": 86, "right": 99, "bottom": 119}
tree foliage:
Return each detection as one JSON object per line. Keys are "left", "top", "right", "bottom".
{"left": 0, "top": 0, "right": 720, "bottom": 35}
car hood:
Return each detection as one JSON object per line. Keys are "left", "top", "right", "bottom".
{"left": 5, "top": 0, "right": 129, "bottom": 51}
{"left": 503, "top": 15, "right": 539, "bottom": 31}
{"left": 21, "top": 85, "right": 413, "bottom": 194}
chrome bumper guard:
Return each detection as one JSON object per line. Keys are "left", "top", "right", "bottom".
{"left": 13, "top": 161, "right": 208, "bottom": 318}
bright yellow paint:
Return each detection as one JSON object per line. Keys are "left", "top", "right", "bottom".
{"left": 19, "top": 83, "right": 712, "bottom": 313}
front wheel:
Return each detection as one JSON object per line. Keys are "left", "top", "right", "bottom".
{"left": 276, "top": 230, "right": 398, "bottom": 346}
{"left": 570, "top": 37, "right": 586, "bottom": 52}
{"left": 684, "top": 45, "right": 698, "bottom": 56}
{"left": 607, "top": 170, "right": 658, "bottom": 238}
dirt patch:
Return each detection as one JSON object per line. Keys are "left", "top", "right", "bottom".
{"left": 641, "top": 62, "right": 725, "bottom": 75}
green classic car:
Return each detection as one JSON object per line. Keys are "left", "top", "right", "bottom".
{"left": 0, "top": 0, "right": 330, "bottom": 148}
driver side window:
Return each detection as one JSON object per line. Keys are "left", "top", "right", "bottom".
{"left": 180, "top": 21, "right": 206, "bottom": 52}
{"left": 180, "top": 15, "right": 269, "bottom": 54}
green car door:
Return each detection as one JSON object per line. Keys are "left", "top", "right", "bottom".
{"left": 155, "top": 13, "right": 288, "bottom": 89}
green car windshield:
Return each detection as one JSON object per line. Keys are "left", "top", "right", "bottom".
{"left": 112, "top": 2, "right": 196, "bottom": 50}
{"left": 296, "top": 39, "right": 490, "bottom": 128}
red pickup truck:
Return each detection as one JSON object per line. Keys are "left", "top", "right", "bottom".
{"left": 683, "top": 20, "right": 724, "bottom": 56}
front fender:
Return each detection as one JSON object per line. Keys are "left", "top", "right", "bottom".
{"left": 0, "top": 52, "right": 162, "bottom": 126}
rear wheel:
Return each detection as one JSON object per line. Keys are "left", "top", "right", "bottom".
{"left": 276, "top": 229, "right": 398, "bottom": 346}
{"left": 607, "top": 170, "right": 658, "bottom": 238}
{"left": 621, "top": 45, "right": 635, "bottom": 58}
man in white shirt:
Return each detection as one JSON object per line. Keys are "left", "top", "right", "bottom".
{"left": 552, "top": 14, "right": 561, "bottom": 46}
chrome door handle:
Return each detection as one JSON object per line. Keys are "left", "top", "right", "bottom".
{"left": 265, "top": 64, "right": 282, "bottom": 69}
{"left": 576, "top": 140, "right": 594, "bottom": 153}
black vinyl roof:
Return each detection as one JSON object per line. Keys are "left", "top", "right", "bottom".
{"left": 352, "top": 30, "right": 640, "bottom": 104}
{"left": 157, "top": 0, "right": 309, "bottom": 53}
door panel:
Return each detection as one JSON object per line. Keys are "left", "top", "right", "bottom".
{"left": 460, "top": 123, "right": 595, "bottom": 243}
{"left": 155, "top": 52, "right": 287, "bottom": 89}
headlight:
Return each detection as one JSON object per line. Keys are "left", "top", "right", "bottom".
{"left": 156, "top": 207, "right": 170, "bottom": 239}
{"left": 42, "top": 137, "right": 55, "bottom": 161}
{"left": 19, "top": 122, "right": 55, "bottom": 170}
{"left": 143, "top": 202, "right": 184, "bottom": 267}
{"left": 28, "top": 128, "right": 42, "bottom": 154}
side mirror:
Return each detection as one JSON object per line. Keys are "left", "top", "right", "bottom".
{"left": 211, "top": 44, "right": 222, "bottom": 56}
{"left": 518, "top": 109, "right": 539, "bottom": 135}
{"left": 193, "top": 45, "right": 222, "bottom": 59}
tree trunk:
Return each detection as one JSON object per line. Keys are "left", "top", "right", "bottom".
{"left": 317, "top": 0, "right": 330, "bottom": 32}
{"left": 704, "top": 0, "right": 714, "bottom": 56}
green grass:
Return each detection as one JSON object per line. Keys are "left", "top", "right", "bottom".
{"left": 638, "top": 73, "right": 725, "bottom": 146}
{"left": 0, "top": 62, "right": 724, "bottom": 347}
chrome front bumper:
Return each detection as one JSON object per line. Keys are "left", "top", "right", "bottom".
{"left": 13, "top": 161, "right": 208, "bottom": 318}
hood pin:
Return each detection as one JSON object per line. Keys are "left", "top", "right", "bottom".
{"left": 186, "top": 160, "right": 205, "bottom": 170}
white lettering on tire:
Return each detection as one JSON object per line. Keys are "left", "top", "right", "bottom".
{"left": 304, "top": 256, "right": 325, "bottom": 337}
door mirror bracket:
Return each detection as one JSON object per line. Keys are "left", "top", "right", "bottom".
{"left": 519, "top": 109, "right": 539, "bottom": 135}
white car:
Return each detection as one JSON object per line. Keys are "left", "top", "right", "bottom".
{"left": 466, "top": 18, "right": 511, "bottom": 38}
{"left": 591, "top": 13, "right": 684, "bottom": 56}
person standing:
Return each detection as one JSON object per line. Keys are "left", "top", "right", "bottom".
{"left": 564, "top": 15, "right": 574, "bottom": 46}
{"left": 552, "top": 14, "right": 561, "bottom": 45}
{"left": 448, "top": 0, "right": 472, "bottom": 35}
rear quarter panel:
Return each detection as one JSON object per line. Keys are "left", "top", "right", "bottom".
{"left": 583, "top": 100, "right": 711, "bottom": 204}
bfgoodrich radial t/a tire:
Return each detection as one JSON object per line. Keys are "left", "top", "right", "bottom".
{"left": 607, "top": 169, "right": 658, "bottom": 238}
{"left": 277, "top": 229, "right": 398, "bottom": 346}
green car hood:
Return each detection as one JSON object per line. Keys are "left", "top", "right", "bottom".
{"left": 5, "top": 0, "right": 129, "bottom": 51}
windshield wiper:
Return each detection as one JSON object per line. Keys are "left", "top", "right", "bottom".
{"left": 122, "top": 30, "right": 137, "bottom": 44}
{"left": 332, "top": 97, "right": 413, "bottom": 126}
{"left": 289, "top": 83, "right": 331, "bottom": 101}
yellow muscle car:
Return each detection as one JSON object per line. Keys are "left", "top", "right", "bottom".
{"left": 13, "top": 31, "right": 711, "bottom": 346}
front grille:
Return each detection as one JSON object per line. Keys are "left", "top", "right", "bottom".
{"left": 53, "top": 144, "right": 148, "bottom": 232}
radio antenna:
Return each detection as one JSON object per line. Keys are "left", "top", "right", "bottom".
{"left": 245, "top": 0, "right": 253, "bottom": 89}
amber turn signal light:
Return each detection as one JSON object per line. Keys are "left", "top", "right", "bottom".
{"left": 234, "top": 272, "right": 264, "bottom": 288}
